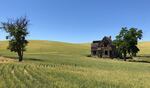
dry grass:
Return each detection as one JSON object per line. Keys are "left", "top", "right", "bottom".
{"left": 0, "top": 56, "right": 15, "bottom": 63}
{"left": 0, "top": 40, "right": 149, "bottom": 88}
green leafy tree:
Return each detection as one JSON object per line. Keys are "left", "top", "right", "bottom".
{"left": 113, "top": 27, "right": 143, "bottom": 61}
{"left": 1, "top": 17, "right": 29, "bottom": 62}
{"left": 126, "top": 28, "right": 143, "bottom": 56}
{"left": 113, "top": 27, "right": 129, "bottom": 61}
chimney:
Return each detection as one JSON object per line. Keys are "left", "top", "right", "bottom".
{"left": 109, "top": 36, "right": 111, "bottom": 39}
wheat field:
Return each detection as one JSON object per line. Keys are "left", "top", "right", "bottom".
{"left": 0, "top": 40, "right": 149, "bottom": 88}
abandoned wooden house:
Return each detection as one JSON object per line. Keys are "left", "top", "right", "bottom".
{"left": 91, "top": 36, "right": 117, "bottom": 58}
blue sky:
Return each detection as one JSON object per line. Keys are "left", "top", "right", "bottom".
{"left": 0, "top": 0, "right": 150, "bottom": 43}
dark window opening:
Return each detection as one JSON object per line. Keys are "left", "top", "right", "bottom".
{"left": 104, "top": 44, "right": 107, "bottom": 47}
{"left": 110, "top": 51, "right": 112, "bottom": 56}
{"left": 92, "top": 51, "right": 97, "bottom": 55}
{"left": 105, "top": 51, "right": 108, "bottom": 55}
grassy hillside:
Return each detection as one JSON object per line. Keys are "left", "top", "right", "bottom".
{"left": 0, "top": 40, "right": 149, "bottom": 88}
{"left": 138, "top": 42, "right": 150, "bottom": 55}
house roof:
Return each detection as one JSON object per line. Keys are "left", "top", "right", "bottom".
{"left": 92, "top": 40, "right": 101, "bottom": 43}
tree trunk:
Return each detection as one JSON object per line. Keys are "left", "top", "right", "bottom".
{"left": 17, "top": 51, "right": 23, "bottom": 62}
{"left": 123, "top": 51, "right": 127, "bottom": 61}
{"left": 132, "top": 53, "right": 137, "bottom": 57}
{"left": 129, "top": 53, "right": 133, "bottom": 59}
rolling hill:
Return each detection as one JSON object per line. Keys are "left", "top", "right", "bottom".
{"left": 0, "top": 40, "right": 149, "bottom": 88}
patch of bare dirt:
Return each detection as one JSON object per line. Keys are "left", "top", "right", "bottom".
{"left": 0, "top": 56, "right": 15, "bottom": 63}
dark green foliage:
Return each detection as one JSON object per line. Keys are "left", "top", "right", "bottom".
{"left": 113, "top": 27, "right": 143, "bottom": 61}
{"left": 1, "top": 17, "right": 29, "bottom": 62}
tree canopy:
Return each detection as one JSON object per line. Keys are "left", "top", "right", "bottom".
{"left": 113, "top": 27, "right": 143, "bottom": 61}
{"left": 1, "top": 17, "right": 29, "bottom": 62}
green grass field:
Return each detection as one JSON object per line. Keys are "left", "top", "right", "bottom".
{"left": 0, "top": 40, "right": 149, "bottom": 88}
